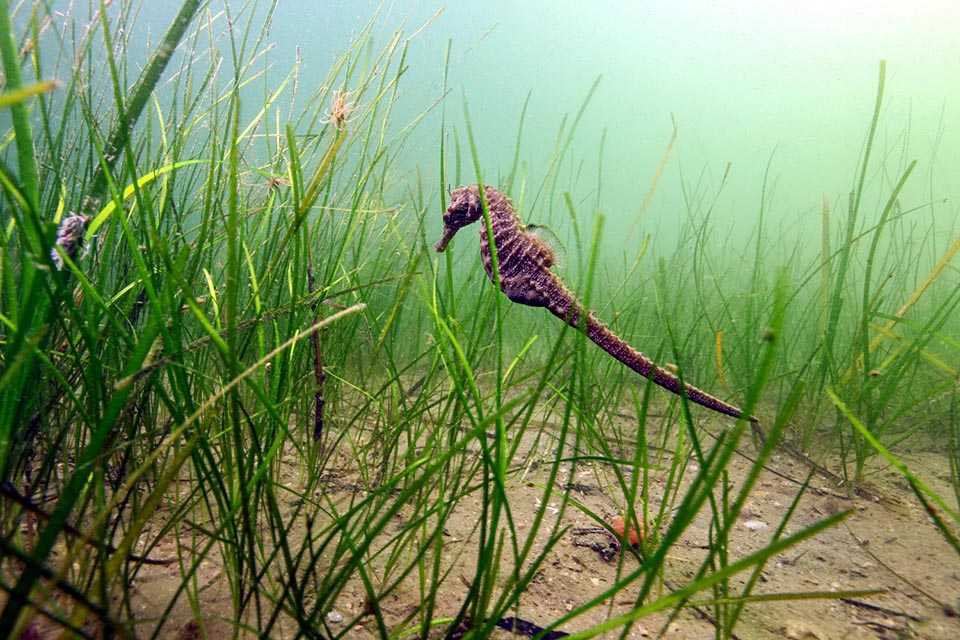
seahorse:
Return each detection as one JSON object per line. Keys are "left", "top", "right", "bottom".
{"left": 435, "top": 184, "right": 757, "bottom": 424}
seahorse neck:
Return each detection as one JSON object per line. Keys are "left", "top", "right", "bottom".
{"left": 477, "top": 186, "right": 520, "bottom": 231}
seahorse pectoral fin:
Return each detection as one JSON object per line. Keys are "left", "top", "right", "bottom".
{"left": 526, "top": 223, "right": 566, "bottom": 269}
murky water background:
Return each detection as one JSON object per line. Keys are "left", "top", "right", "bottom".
{"left": 45, "top": 1, "right": 960, "bottom": 256}
{"left": 286, "top": 1, "right": 960, "bottom": 253}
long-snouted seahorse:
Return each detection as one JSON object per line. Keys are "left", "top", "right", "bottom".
{"left": 436, "top": 184, "right": 758, "bottom": 425}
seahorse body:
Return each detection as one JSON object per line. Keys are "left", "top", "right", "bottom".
{"left": 436, "top": 184, "right": 756, "bottom": 424}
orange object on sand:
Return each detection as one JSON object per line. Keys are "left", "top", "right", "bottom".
{"left": 611, "top": 516, "right": 643, "bottom": 546}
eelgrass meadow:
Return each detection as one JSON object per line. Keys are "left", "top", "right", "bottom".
{"left": 1, "top": 2, "right": 959, "bottom": 638}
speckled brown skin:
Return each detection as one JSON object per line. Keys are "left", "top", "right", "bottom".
{"left": 436, "top": 184, "right": 757, "bottom": 424}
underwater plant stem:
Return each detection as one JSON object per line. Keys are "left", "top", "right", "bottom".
{"left": 852, "top": 60, "right": 886, "bottom": 218}
{"left": 819, "top": 194, "right": 831, "bottom": 338}
{"left": 819, "top": 60, "right": 886, "bottom": 391}
{"left": 867, "top": 231, "right": 960, "bottom": 355}
{"left": 0, "top": 0, "right": 54, "bottom": 498}
{"left": 0, "top": 1, "right": 40, "bottom": 215}
{"left": 87, "top": 0, "right": 203, "bottom": 208}
{"left": 852, "top": 159, "right": 917, "bottom": 381}
{"left": 308, "top": 264, "right": 326, "bottom": 441}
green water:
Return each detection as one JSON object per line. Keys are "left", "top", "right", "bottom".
{"left": 307, "top": 1, "right": 960, "bottom": 251}
{"left": 37, "top": 1, "right": 960, "bottom": 246}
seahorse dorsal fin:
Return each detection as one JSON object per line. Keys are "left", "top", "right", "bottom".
{"left": 526, "top": 223, "right": 567, "bottom": 269}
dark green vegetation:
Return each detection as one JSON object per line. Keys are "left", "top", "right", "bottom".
{"left": 0, "top": 2, "right": 957, "bottom": 638}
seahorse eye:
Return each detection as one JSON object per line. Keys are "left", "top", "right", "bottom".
{"left": 448, "top": 186, "right": 481, "bottom": 217}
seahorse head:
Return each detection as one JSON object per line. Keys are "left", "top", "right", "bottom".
{"left": 435, "top": 185, "right": 483, "bottom": 252}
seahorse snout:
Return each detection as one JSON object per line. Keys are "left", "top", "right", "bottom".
{"left": 434, "top": 226, "right": 457, "bottom": 252}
